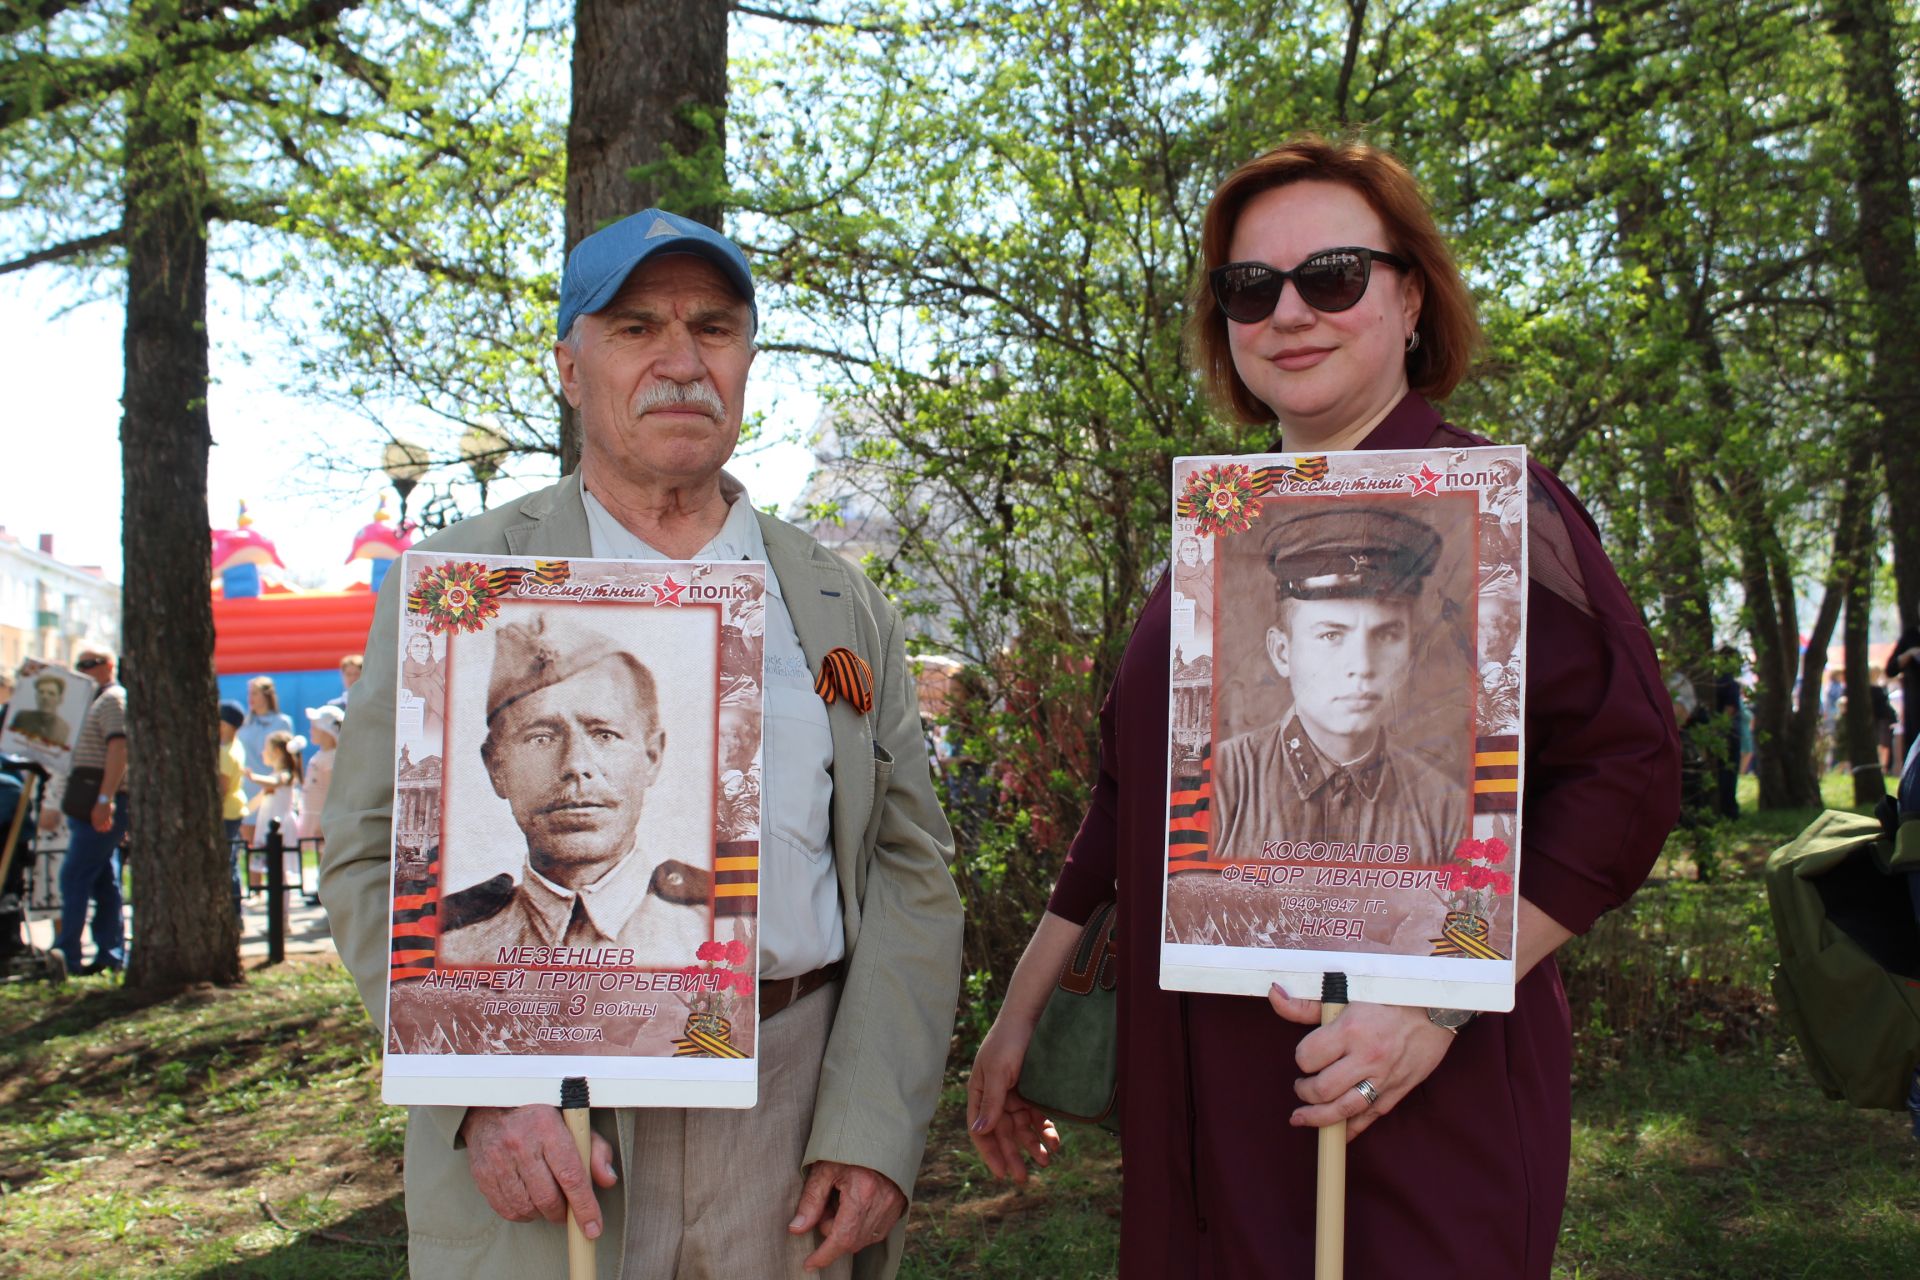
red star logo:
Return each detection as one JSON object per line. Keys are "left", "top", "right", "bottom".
{"left": 650, "top": 574, "right": 687, "bottom": 607}
{"left": 1409, "top": 463, "right": 1443, "bottom": 497}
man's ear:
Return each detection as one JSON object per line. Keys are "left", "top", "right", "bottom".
{"left": 1266, "top": 625, "right": 1291, "bottom": 680}
{"left": 554, "top": 340, "right": 583, "bottom": 409}
{"left": 482, "top": 738, "right": 508, "bottom": 800}
{"left": 643, "top": 727, "right": 666, "bottom": 788}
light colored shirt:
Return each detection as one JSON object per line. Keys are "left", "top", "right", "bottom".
{"left": 237, "top": 710, "right": 292, "bottom": 799}
{"left": 71, "top": 682, "right": 127, "bottom": 777}
{"left": 583, "top": 478, "right": 843, "bottom": 980}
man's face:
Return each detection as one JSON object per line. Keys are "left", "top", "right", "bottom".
{"left": 717, "top": 706, "right": 759, "bottom": 773}
{"left": 554, "top": 254, "right": 756, "bottom": 490}
{"left": 34, "top": 679, "right": 61, "bottom": 711}
{"left": 1484, "top": 594, "right": 1521, "bottom": 661}
{"left": 1267, "top": 597, "right": 1413, "bottom": 755}
{"left": 484, "top": 659, "right": 665, "bottom": 884}
{"left": 341, "top": 661, "right": 361, "bottom": 689}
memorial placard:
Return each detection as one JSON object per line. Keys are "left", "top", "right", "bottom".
{"left": 1162, "top": 446, "right": 1527, "bottom": 1011}
{"left": 383, "top": 551, "right": 765, "bottom": 1107}
{"left": 1, "top": 658, "right": 94, "bottom": 776}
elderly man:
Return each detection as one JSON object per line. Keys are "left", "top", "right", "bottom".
{"left": 55, "top": 648, "right": 129, "bottom": 975}
{"left": 322, "top": 209, "right": 963, "bottom": 1280}
{"left": 436, "top": 615, "right": 708, "bottom": 966}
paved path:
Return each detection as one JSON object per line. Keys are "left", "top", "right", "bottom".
{"left": 25, "top": 886, "right": 340, "bottom": 969}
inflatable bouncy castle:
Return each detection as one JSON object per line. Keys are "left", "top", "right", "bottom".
{"left": 211, "top": 501, "right": 412, "bottom": 737}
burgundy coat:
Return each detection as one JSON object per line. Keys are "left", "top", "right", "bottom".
{"left": 1047, "top": 393, "right": 1680, "bottom": 1279}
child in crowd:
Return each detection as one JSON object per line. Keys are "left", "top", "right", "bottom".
{"left": 243, "top": 730, "right": 304, "bottom": 848}
{"left": 301, "top": 706, "right": 342, "bottom": 848}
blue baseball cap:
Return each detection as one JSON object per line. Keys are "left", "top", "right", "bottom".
{"left": 556, "top": 209, "right": 756, "bottom": 339}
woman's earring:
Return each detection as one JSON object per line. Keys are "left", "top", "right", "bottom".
{"left": 1405, "top": 331, "right": 1422, "bottom": 353}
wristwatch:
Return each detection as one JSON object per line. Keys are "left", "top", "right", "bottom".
{"left": 1426, "top": 1007, "right": 1477, "bottom": 1033}
{"left": 96, "top": 793, "right": 113, "bottom": 806}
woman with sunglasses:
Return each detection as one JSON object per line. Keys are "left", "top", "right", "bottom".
{"left": 967, "top": 136, "right": 1681, "bottom": 1278}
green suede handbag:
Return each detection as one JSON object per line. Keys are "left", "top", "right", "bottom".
{"left": 1016, "top": 900, "right": 1120, "bottom": 1130}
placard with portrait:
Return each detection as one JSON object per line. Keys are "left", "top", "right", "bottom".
{"left": 1162, "top": 445, "right": 1528, "bottom": 1012}
{"left": 1, "top": 658, "right": 94, "bottom": 776}
{"left": 383, "top": 551, "right": 766, "bottom": 1108}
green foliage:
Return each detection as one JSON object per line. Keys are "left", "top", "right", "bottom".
{"left": 725, "top": 0, "right": 1915, "bottom": 1011}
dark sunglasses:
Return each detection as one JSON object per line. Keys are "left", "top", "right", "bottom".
{"left": 75, "top": 656, "right": 107, "bottom": 670}
{"left": 1210, "top": 247, "right": 1413, "bottom": 323}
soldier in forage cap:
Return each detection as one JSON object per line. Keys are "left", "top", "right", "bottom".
{"left": 435, "top": 615, "right": 710, "bottom": 969}
{"left": 1211, "top": 504, "right": 1467, "bottom": 877}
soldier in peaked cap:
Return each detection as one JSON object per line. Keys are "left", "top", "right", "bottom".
{"left": 320, "top": 206, "right": 960, "bottom": 1280}
{"left": 436, "top": 615, "right": 710, "bottom": 969}
{"left": 1212, "top": 504, "right": 1467, "bottom": 893}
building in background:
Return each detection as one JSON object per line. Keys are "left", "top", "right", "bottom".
{"left": 0, "top": 528, "right": 121, "bottom": 673}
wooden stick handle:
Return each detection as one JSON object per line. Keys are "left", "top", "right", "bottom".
{"left": 564, "top": 1105, "right": 594, "bottom": 1280}
{"left": 1314, "top": 995, "right": 1347, "bottom": 1280}
{"left": 0, "top": 770, "right": 38, "bottom": 892}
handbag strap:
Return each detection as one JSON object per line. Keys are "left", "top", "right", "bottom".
{"left": 1058, "top": 900, "right": 1119, "bottom": 995}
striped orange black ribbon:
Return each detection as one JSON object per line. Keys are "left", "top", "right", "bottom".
{"left": 672, "top": 1018, "right": 749, "bottom": 1059}
{"left": 714, "top": 839, "right": 759, "bottom": 917}
{"left": 485, "top": 559, "right": 572, "bottom": 595}
{"left": 390, "top": 856, "right": 442, "bottom": 981}
{"left": 1430, "top": 911, "right": 1504, "bottom": 959}
{"left": 814, "top": 647, "right": 874, "bottom": 714}
{"left": 1473, "top": 734, "right": 1519, "bottom": 813}
{"left": 1166, "top": 747, "right": 1213, "bottom": 871}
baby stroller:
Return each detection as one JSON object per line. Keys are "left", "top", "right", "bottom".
{"left": 0, "top": 753, "right": 67, "bottom": 983}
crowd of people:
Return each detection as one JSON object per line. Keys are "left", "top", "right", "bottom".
{"left": 2, "top": 651, "right": 361, "bottom": 976}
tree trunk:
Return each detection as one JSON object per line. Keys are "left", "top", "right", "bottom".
{"left": 1842, "top": 564, "right": 1885, "bottom": 806}
{"left": 1833, "top": 436, "right": 1886, "bottom": 806}
{"left": 1829, "top": 0, "right": 1920, "bottom": 689}
{"left": 120, "top": 1, "right": 240, "bottom": 989}
{"left": 1725, "top": 463, "right": 1834, "bottom": 810}
{"left": 1644, "top": 455, "right": 1716, "bottom": 708}
{"left": 559, "top": 0, "right": 730, "bottom": 471}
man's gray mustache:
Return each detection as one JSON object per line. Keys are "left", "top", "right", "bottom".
{"left": 633, "top": 380, "right": 725, "bottom": 418}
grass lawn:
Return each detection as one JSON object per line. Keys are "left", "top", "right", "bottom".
{"left": 0, "top": 961, "right": 405, "bottom": 1280}
{"left": 3, "top": 778, "right": 1915, "bottom": 1278}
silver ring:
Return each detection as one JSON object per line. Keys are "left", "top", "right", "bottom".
{"left": 1353, "top": 1078, "right": 1380, "bottom": 1106}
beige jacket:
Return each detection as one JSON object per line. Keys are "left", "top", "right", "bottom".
{"left": 319, "top": 473, "right": 964, "bottom": 1279}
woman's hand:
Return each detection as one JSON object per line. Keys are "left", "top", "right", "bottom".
{"left": 965, "top": 1021, "right": 1062, "bottom": 1183}
{"left": 1266, "top": 984, "right": 1457, "bottom": 1140}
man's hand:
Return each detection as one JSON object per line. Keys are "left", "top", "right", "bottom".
{"left": 459, "top": 1105, "right": 617, "bottom": 1238}
{"left": 788, "top": 1160, "right": 906, "bottom": 1272}
{"left": 90, "top": 799, "right": 113, "bottom": 834}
